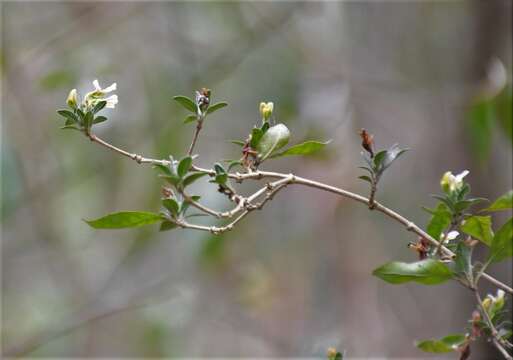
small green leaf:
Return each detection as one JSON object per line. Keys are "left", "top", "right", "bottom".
{"left": 373, "top": 150, "right": 387, "bottom": 170}
{"left": 153, "top": 164, "right": 172, "bottom": 176}
{"left": 162, "top": 198, "right": 180, "bottom": 217}
{"left": 489, "top": 218, "right": 512, "bottom": 263}
{"left": 226, "top": 160, "right": 242, "bottom": 172}
{"left": 160, "top": 221, "right": 178, "bottom": 232}
{"left": 93, "top": 116, "right": 108, "bottom": 125}
{"left": 183, "top": 172, "right": 208, "bottom": 187}
{"left": 358, "top": 175, "right": 372, "bottom": 183}
{"left": 183, "top": 115, "right": 197, "bottom": 124}
{"left": 426, "top": 203, "right": 452, "bottom": 240}
{"left": 382, "top": 144, "right": 408, "bottom": 170}
{"left": 85, "top": 211, "right": 162, "bottom": 229}
{"left": 460, "top": 215, "right": 493, "bottom": 246}
{"left": 177, "top": 156, "right": 193, "bottom": 178}
{"left": 206, "top": 101, "right": 228, "bottom": 115}
{"left": 229, "top": 140, "right": 246, "bottom": 147}
{"left": 83, "top": 111, "right": 94, "bottom": 130}
{"left": 270, "top": 140, "right": 330, "bottom": 158}
{"left": 214, "top": 163, "right": 226, "bottom": 175}
{"left": 60, "top": 125, "right": 82, "bottom": 132}
{"left": 455, "top": 242, "right": 472, "bottom": 277}
{"left": 160, "top": 175, "right": 181, "bottom": 186}
{"left": 57, "top": 109, "right": 78, "bottom": 123}
{"left": 250, "top": 128, "right": 264, "bottom": 149}
{"left": 372, "top": 259, "right": 454, "bottom": 285}
{"left": 173, "top": 95, "right": 197, "bottom": 113}
{"left": 482, "top": 190, "right": 513, "bottom": 212}
{"left": 416, "top": 334, "right": 466, "bottom": 353}
{"left": 92, "top": 100, "right": 107, "bottom": 114}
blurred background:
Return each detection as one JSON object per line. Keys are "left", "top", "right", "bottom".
{"left": 1, "top": 1, "right": 512, "bottom": 358}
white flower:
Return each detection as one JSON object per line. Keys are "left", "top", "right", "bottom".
{"left": 105, "top": 94, "right": 118, "bottom": 109}
{"left": 441, "top": 230, "right": 459, "bottom": 243}
{"left": 83, "top": 79, "right": 118, "bottom": 110}
{"left": 92, "top": 79, "right": 117, "bottom": 93}
{"left": 440, "top": 170, "right": 469, "bottom": 193}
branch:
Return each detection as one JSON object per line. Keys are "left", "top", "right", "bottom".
{"left": 187, "top": 117, "right": 203, "bottom": 155}
{"left": 83, "top": 136, "right": 513, "bottom": 295}
{"left": 474, "top": 289, "right": 512, "bottom": 359}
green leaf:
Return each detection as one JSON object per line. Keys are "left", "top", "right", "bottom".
{"left": 455, "top": 242, "right": 472, "bottom": 277}
{"left": 214, "top": 163, "right": 226, "bottom": 175}
{"left": 256, "top": 123, "right": 290, "bottom": 161}
{"left": 426, "top": 203, "right": 452, "bottom": 240}
{"left": 358, "top": 175, "right": 372, "bottom": 183}
{"left": 57, "top": 109, "right": 78, "bottom": 123}
{"left": 489, "top": 218, "right": 513, "bottom": 263}
{"left": 226, "top": 160, "right": 242, "bottom": 172}
{"left": 372, "top": 259, "right": 454, "bottom": 285}
{"left": 93, "top": 116, "right": 108, "bottom": 125}
{"left": 162, "top": 198, "right": 180, "bottom": 217}
{"left": 416, "top": 334, "right": 466, "bottom": 353}
{"left": 373, "top": 150, "right": 387, "bottom": 170}
{"left": 183, "top": 115, "right": 197, "bottom": 124}
{"left": 250, "top": 127, "right": 264, "bottom": 149}
{"left": 482, "top": 190, "right": 513, "bottom": 212}
{"left": 153, "top": 164, "right": 172, "bottom": 176}
{"left": 177, "top": 156, "right": 192, "bottom": 178}
{"left": 183, "top": 172, "right": 208, "bottom": 187}
{"left": 60, "top": 125, "right": 82, "bottom": 132}
{"left": 460, "top": 215, "right": 493, "bottom": 246}
{"left": 382, "top": 144, "right": 409, "bottom": 171}
{"left": 206, "top": 101, "right": 228, "bottom": 115}
{"left": 85, "top": 211, "right": 162, "bottom": 229}
{"left": 160, "top": 175, "right": 181, "bottom": 186}
{"left": 83, "top": 111, "right": 94, "bottom": 130}
{"left": 92, "top": 100, "right": 107, "bottom": 114}
{"left": 269, "top": 140, "right": 330, "bottom": 158}
{"left": 229, "top": 140, "right": 246, "bottom": 147}
{"left": 173, "top": 95, "right": 197, "bottom": 113}
{"left": 160, "top": 221, "right": 178, "bottom": 232}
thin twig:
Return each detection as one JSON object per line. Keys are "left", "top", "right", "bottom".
{"left": 187, "top": 118, "right": 203, "bottom": 155}
{"left": 83, "top": 136, "right": 513, "bottom": 295}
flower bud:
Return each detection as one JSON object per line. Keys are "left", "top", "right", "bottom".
{"left": 482, "top": 297, "right": 492, "bottom": 311}
{"left": 259, "top": 102, "right": 274, "bottom": 122}
{"left": 440, "top": 170, "right": 469, "bottom": 193}
{"left": 440, "top": 171, "right": 452, "bottom": 193}
{"left": 327, "top": 347, "right": 337, "bottom": 359}
{"left": 67, "top": 89, "right": 78, "bottom": 108}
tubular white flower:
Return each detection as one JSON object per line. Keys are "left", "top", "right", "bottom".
{"left": 441, "top": 230, "right": 459, "bottom": 243}
{"left": 440, "top": 170, "right": 469, "bottom": 193}
{"left": 105, "top": 94, "right": 118, "bottom": 109}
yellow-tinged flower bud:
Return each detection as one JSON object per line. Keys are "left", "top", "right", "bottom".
{"left": 482, "top": 297, "right": 492, "bottom": 311}
{"left": 440, "top": 171, "right": 452, "bottom": 193}
{"left": 327, "top": 347, "right": 337, "bottom": 359}
{"left": 259, "top": 101, "right": 274, "bottom": 121}
{"left": 67, "top": 89, "right": 78, "bottom": 108}
{"left": 440, "top": 170, "right": 469, "bottom": 193}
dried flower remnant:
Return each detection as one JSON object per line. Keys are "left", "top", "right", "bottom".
{"left": 359, "top": 128, "right": 374, "bottom": 158}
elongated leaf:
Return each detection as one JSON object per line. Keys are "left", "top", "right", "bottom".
{"left": 482, "top": 190, "right": 513, "bottom": 212}
{"left": 160, "top": 175, "right": 181, "bottom": 186}
{"left": 57, "top": 109, "right": 78, "bottom": 123}
{"left": 162, "top": 199, "right": 179, "bottom": 217}
{"left": 160, "top": 221, "right": 178, "bottom": 232}
{"left": 183, "top": 172, "right": 208, "bottom": 187}
{"left": 206, "top": 102, "right": 228, "bottom": 115}
{"left": 85, "top": 211, "right": 162, "bottom": 229}
{"left": 173, "top": 95, "right": 197, "bottom": 113}
{"left": 372, "top": 259, "right": 454, "bottom": 285}
{"left": 460, "top": 215, "right": 493, "bottom": 246}
{"left": 92, "top": 100, "right": 107, "bottom": 114}
{"left": 250, "top": 128, "right": 264, "bottom": 148}
{"left": 373, "top": 150, "right": 387, "bottom": 170}
{"left": 60, "top": 125, "right": 82, "bottom": 132}
{"left": 93, "top": 116, "right": 108, "bottom": 124}
{"left": 153, "top": 164, "right": 172, "bottom": 176}
{"left": 358, "top": 175, "right": 372, "bottom": 183}
{"left": 489, "top": 218, "right": 513, "bottom": 263}
{"left": 183, "top": 115, "right": 197, "bottom": 124}
{"left": 426, "top": 203, "right": 451, "bottom": 240}
{"left": 229, "top": 140, "right": 246, "bottom": 147}
{"left": 270, "top": 140, "right": 330, "bottom": 158}
{"left": 416, "top": 334, "right": 466, "bottom": 353}
{"left": 382, "top": 144, "right": 408, "bottom": 170}
{"left": 177, "top": 156, "right": 192, "bottom": 178}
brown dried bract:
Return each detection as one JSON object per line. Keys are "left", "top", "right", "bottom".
{"left": 408, "top": 237, "right": 430, "bottom": 260}
{"left": 359, "top": 128, "right": 374, "bottom": 158}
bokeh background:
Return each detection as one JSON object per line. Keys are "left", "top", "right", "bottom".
{"left": 1, "top": 1, "right": 512, "bottom": 358}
